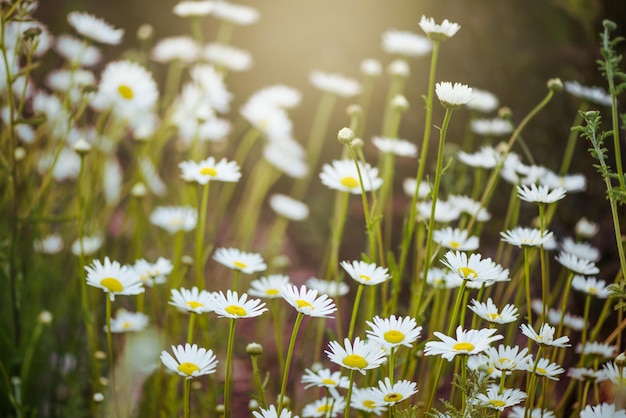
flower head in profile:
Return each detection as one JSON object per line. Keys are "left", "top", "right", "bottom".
{"left": 500, "top": 227, "right": 555, "bottom": 248}
{"left": 369, "top": 377, "right": 418, "bottom": 406}
{"left": 520, "top": 323, "right": 570, "bottom": 348}
{"left": 150, "top": 206, "right": 197, "bottom": 234}
{"left": 71, "top": 235, "right": 103, "bottom": 256}
{"left": 340, "top": 260, "right": 390, "bottom": 286}
{"left": 320, "top": 159, "right": 382, "bottom": 194}
{"left": 301, "top": 368, "right": 349, "bottom": 399}
{"left": 365, "top": 315, "right": 422, "bottom": 349}
{"left": 441, "top": 251, "right": 508, "bottom": 284}
{"left": 85, "top": 257, "right": 144, "bottom": 301}
{"left": 435, "top": 82, "right": 473, "bottom": 109}
{"left": 419, "top": 16, "right": 461, "bottom": 41}
{"left": 306, "top": 277, "right": 350, "bottom": 298}
{"left": 510, "top": 407, "right": 555, "bottom": 418}
{"left": 469, "top": 298, "right": 519, "bottom": 324}
{"left": 484, "top": 345, "right": 532, "bottom": 372}
{"left": 309, "top": 70, "right": 361, "bottom": 97}
{"left": 301, "top": 396, "right": 345, "bottom": 418}
{"left": 351, "top": 387, "right": 387, "bottom": 415}
{"left": 372, "top": 137, "right": 418, "bottom": 157}
{"left": 576, "top": 217, "right": 599, "bottom": 238}
{"left": 576, "top": 341, "right": 616, "bottom": 359}
{"left": 561, "top": 237, "right": 600, "bottom": 262}
{"left": 382, "top": 30, "right": 432, "bottom": 57}
{"left": 252, "top": 405, "right": 299, "bottom": 418}
{"left": 179, "top": 157, "right": 241, "bottom": 185}
{"left": 160, "top": 343, "right": 218, "bottom": 379}
{"left": 248, "top": 275, "right": 291, "bottom": 299}
{"left": 67, "top": 11, "right": 124, "bottom": 44}
{"left": 465, "top": 88, "right": 499, "bottom": 113}
{"left": 475, "top": 386, "right": 526, "bottom": 411}
{"left": 133, "top": 257, "right": 173, "bottom": 286}
{"left": 433, "top": 227, "right": 479, "bottom": 251}
{"left": 326, "top": 337, "right": 386, "bottom": 374}
{"left": 106, "top": 309, "right": 149, "bottom": 333}
{"left": 210, "top": 1, "right": 259, "bottom": 25}
{"left": 517, "top": 183, "right": 566, "bottom": 204}
{"left": 169, "top": 287, "right": 216, "bottom": 314}
{"left": 580, "top": 403, "right": 626, "bottom": 418}
{"left": 525, "top": 357, "right": 565, "bottom": 380}
{"left": 555, "top": 251, "right": 599, "bottom": 275}
{"left": 269, "top": 194, "right": 309, "bottom": 221}
{"left": 213, "top": 247, "right": 267, "bottom": 274}
{"left": 151, "top": 36, "right": 200, "bottom": 63}
{"left": 572, "top": 275, "right": 610, "bottom": 298}
{"left": 424, "top": 326, "right": 503, "bottom": 361}
{"left": 211, "top": 290, "right": 267, "bottom": 319}
{"left": 564, "top": 81, "right": 612, "bottom": 107}
{"left": 281, "top": 285, "right": 336, "bottom": 318}
{"left": 600, "top": 361, "right": 626, "bottom": 386}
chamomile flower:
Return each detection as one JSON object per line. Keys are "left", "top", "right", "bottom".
{"left": 465, "top": 88, "right": 499, "bottom": 113}
{"left": 564, "top": 81, "right": 612, "bottom": 106}
{"left": 85, "top": 257, "right": 144, "bottom": 301}
{"left": 457, "top": 146, "right": 500, "bottom": 169}
{"left": 150, "top": 206, "right": 197, "bottom": 234}
{"left": 203, "top": 43, "right": 253, "bottom": 72}
{"left": 326, "top": 337, "right": 386, "bottom": 374}
{"left": 253, "top": 405, "right": 299, "bottom": 418}
{"left": 572, "top": 275, "right": 610, "bottom": 298}
{"left": 263, "top": 141, "right": 308, "bottom": 179}
{"left": 568, "top": 367, "right": 606, "bottom": 382}
{"left": 541, "top": 172, "right": 586, "bottom": 193}
{"left": 470, "top": 117, "right": 513, "bottom": 136}
{"left": 248, "top": 275, "right": 290, "bottom": 299}
{"left": 67, "top": 11, "right": 123, "bottom": 45}
{"left": 403, "top": 178, "right": 431, "bottom": 199}
{"left": 555, "top": 251, "right": 599, "bottom": 275}
{"left": 433, "top": 227, "right": 479, "bottom": 251}
{"left": 500, "top": 227, "right": 555, "bottom": 248}
{"left": 54, "top": 35, "right": 102, "bottom": 67}
{"left": 34, "top": 233, "right": 64, "bottom": 254}
{"left": 189, "top": 64, "right": 233, "bottom": 113}
{"left": 417, "top": 199, "right": 461, "bottom": 223}
{"left": 365, "top": 315, "right": 422, "bottom": 349}
{"left": 520, "top": 323, "right": 570, "bottom": 348}
{"left": 173, "top": 1, "right": 213, "bottom": 16}
{"left": 160, "top": 343, "right": 218, "bottom": 379}
{"left": 424, "top": 326, "right": 503, "bottom": 361}
{"left": 475, "top": 386, "right": 526, "bottom": 411}
{"left": 301, "top": 368, "right": 349, "bottom": 399}
{"left": 525, "top": 357, "right": 565, "bottom": 380}
{"left": 282, "top": 285, "right": 336, "bottom": 318}
{"left": 419, "top": 15, "right": 461, "bottom": 41}
{"left": 71, "top": 235, "right": 103, "bottom": 256}
{"left": 306, "top": 277, "right": 350, "bottom": 298}
{"left": 269, "top": 194, "right": 309, "bottom": 221}
{"left": 320, "top": 159, "right": 382, "bottom": 194}
{"left": 516, "top": 183, "right": 566, "bottom": 204}
{"left": 370, "top": 377, "right": 418, "bottom": 406}
{"left": 301, "top": 396, "right": 345, "bottom": 418}
{"left": 351, "top": 387, "right": 387, "bottom": 415}
{"left": 576, "top": 217, "right": 599, "bottom": 238}
{"left": 151, "top": 36, "right": 200, "bottom": 63}
{"left": 340, "top": 260, "right": 390, "bottom": 286}
{"left": 361, "top": 58, "right": 383, "bottom": 77}
{"left": 509, "top": 406, "right": 555, "bottom": 418}
{"left": 93, "top": 61, "right": 158, "bottom": 116}
{"left": 211, "top": 290, "right": 267, "bottom": 319}
{"left": 106, "top": 309, "right": 149, "bottom": 333}
{"left": 309, "top": 70, "right": 361, "bottom": 97}
{"left": 372, "top": 136, "right": 417, "bottom": 157}
{"left": 435, "top": 82, "right": 473, "bottom": 109}
{"left": 441, "top": 251, "right": 509, "bottom": 284}
{"left": 576, "top": 341, "right": 617, "bottom": 359}
{"left": 426, "top": 267, "right": 463, "bottom": 289}
{"left": 448, "top": 194, "right": 491, "bottom": 222}
{"left": 469, "top": 298, "right": 519, "bottom": 324}
{"left": 133, "top": 257, "right": 173, "bottom": 286}
{"left": 600, "top": 362, "right": 626, "bottom": 386}
{"left": 382, "top": 30, "right": 432, "bottom": 57}
{"left": 484, "top": 345, "right": 533, "bottom": 372}
{"left": 561, "top": 237, "right": 600, "bottom": 262}
{"left": 580, "top": 403, "right": 626, "bottom": 418}
{"left": 169, "top": 287, "right": 216, "bottom": 314}
{"left": 179, "top": 157, "right": 241, "bottom": 185}
{"left": 213, "top": 247, "right": 267, "bottom": 274}
{"left": 210, "top": 1, "right": 259, "bottom": 25}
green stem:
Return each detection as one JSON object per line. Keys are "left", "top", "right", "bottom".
{"left": 523, "top": 247, "right": 533, "bottom": 325}
{"left": 538, "top": 203, "right": 549, "bottom": 324}
{"left": 559, "top": 102, "right": 588, "bottom": 175}
{"left": 278, "top": 312, "right": 304, "bottom": 413}
{"left": 187, "top": 313, "right": 196, "bottom": 344}
{"left": 183, "top": 378, "right": 191, "bottom": 418}
{"left": 250, "top": 354, "right": 267, "bottom": 409}
{"left": 343, "top": 369, "right": 356, "bottom": 418}
{"left": 348, "top": 284, "right": 365, "bottom": 340}
{"left": 195, "top": 182, "right": 211, "bottom": 288}
{"left": 224, "top": 318, "right": 237, "bottom": 418}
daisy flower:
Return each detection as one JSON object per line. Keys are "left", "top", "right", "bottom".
{"left": 301, "top": 396, "right": 345, "bottom": 418}
{"left": 169, "top": 287, "right": 216, "bottom": 314}
{"left": 561, "top": 237, "right": 600, "bottom": 262}
{"left": 475, "top": 386, "right": 526, "bottom": 411}
{"left": 457, "top": 146, "right": 500, "bottom": 169}
{"left": 351, "top": 387, "right": 387, "bottom": 415}
{"left": 248, "top": 275, "right": 290, "bottom": 299}
{"left": 320, "top": 159, "right": 382, "bottom": 193}
{"left": 67, "top": 11, "right": 123, "bottom": 45}
{"left": 178, "top": 157, "right": 241, "bottom": 185}
{"left": 361, "top": 58, "right": 383, "bottom": 77}
{"left": 34, "top": 233, "right": 64, "bottom": 255}
{"left": 211, "top": 290, "right": 267, "bottom": 319}
{"left": 281, "top": 285, "right": 336, "bottom": 318}
{"left": 381, "top": 30, "right": 432, "bottom": 57}
{"left": 301, "top": 368, "right": 349, "bottom": 399}
{"left": 580, "top": 403, "right": 626, "bottom": 418}
{"left": 600, "top": 362, "right": 626, "bottom": 386}
{"left": 470, "top": 117, "right": 513, "bottom": 137}
{"left": 309, "top": 70, "right": 361, "bottom": 97}
{"left": 541, "top": 172, "right": 586, "bottom": 193}
{"left": 448, "top": 194, "right": 491, "bottom": 222}
{"left": 133, "top": 257, "right": 173, "bottom": 286}
{"left": 85, "top": 257, "right": 144, "bottom": 301}
{"left": 269, "top": 194, "right": 309, "bottom": 221}
{"left": 305, "top": 277, "right": 350, "bottom": 298}
{"left": 424, "top": 326, "right": 503, "bottom": 361}
{"left": 520, "top": 323, "right": 570, "bottom": 348}
{"left": 568, "top": 367, "right": 606, "bottom": 382}
{"left": 555, "top": 251, "right": 600, "bottom": 275}
{"left": 326, "top": 337, "right": 386, "bottom": 374}
{"left": 253, "top": 405, "right": 299, "bottom": 418}
{"left": 564, "top": 81, "right": 612, "bottom": 106}
{"left": 465, "top": 88, "right": 499, "bottom": 113}
{"left": 417, "top": 199, "right": 461, "bottom": 223}
{"left": 576, "top": 341, "right": 617, "bottom": 359}
{"left": 210, "top": 1, "right": 259, "bottom": 25}
{"left": 151, "top": 36, "right": 200, "bottom": 63}
{"left": 149, "top": 206, "right": 197, "bottom": 234}
{"left": 387, "top": 59, "right": 410, "bottom": 77}
{"left": 435, "top": 82, "right": 473, "bottom": 109}
{"left": 370, "top": 377, "right": 418, "bottom": 406}
{"left": 71, "top": 235, "right": 103, "bottom": 256}
{"left": 441, "top": 251, "right": 509, "bottom": 284}
{"left": 468, "top": 298, "right": 519, "bottom": 324}
{"left": 432, "top": 227, "right": 479, "bottom": 251}
{"left": 426, "top": 267, "right": 463, "bottom": 289}
{"left": 372, "top": 136, "right": 417, "bottom": 157}
{"left": 509, "top": 406, "right": 555, "bottom": 418}
{"left": 106, "top": 309, "right": 149, "bottom": 333}
{"left": 189, "top": 64, "right": 233, "bottom": 113}
{"left": 173, "top": 1, "right": 213, "bottom": 16}
{"left": 500, "top": 227, "right": 555, "bottom": 248}
{"left": 263, "top": 141, "right": 308, "bottom": 179}
{"left": 213, "top": 247, "right": 267, "bottom": 274}
{"left": 576, "top": 217, "right": 599, "bottom": 238}
{"left": 203, "top": 43, "right": 253, "bottom": 72}
{"left": 516, "top": 183, "right": 566, "bottom": 204}
{"left": 160, "top": 343, "right": 218, "bottom": 379}
{"left": 419, "top": 15, "right": 461, "bottom": 41}
{"left": 92, "top": 61, "right": 158, "bottom": 115}
{"left": 484, "top": 345, "right": 532, "bottom": 372}
{"left": 525, "top": 357, "right": 565, "bottom": 380}
{"left": 572, "top": 275, "right": 610, "bottom": 298}
{"left": 340, "top": 260, "right": 390, "bottom": 286}
{"left": 402, "top": 178, "right": 431, "bottom": 199}
{"left": 365, "top": 315, "right": 422, "bottom": 349}
{"left": 54, "top": 34, "right": 102, "bottom": 67}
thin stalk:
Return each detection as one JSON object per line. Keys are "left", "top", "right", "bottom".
{"left": 183, "top": 378, "right": 191, "bottom": 418}
{"left": 343, "top": 369, "right": 356, "bottom": 418}
{"left": 195, "top": 182, "right": 211, "bottom": 288}
{"left": 224, "top": 318, "right": 237, "bottom": 418}
{"left": 523, "top": 247, "right": 533, "bottom": 325}
{"left": 348, "top": 284, "right": 365, "bottom": 340}
{"left": 250, "top": 354, "right": 267, "bottom": 409}
{"left": 278, "top": 312, "right": 304, "bottom": 413}
{"left": 187, "top": 313, "right": 196, "bottom": 343}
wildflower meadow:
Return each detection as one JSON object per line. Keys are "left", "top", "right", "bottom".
{"left": 2, "top": 1, "right": 626, "bottom": 417}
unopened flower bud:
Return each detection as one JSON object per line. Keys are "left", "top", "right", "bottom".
{"left": 38, "top": 310, "right": 53, "bottom": 324}
{"left": 93, "top": 392, "right": 104, "bottom": 403}
{"left": 181, "top": 255, "right": 193, "bottom": 266}
{"left": 391, "top": 94, "right": 409, "bottom": 112}
{"left": 615, "top": 352, "right": 626, "bottom": 367}
{"left": 131, "top": 182, "right": 147, "bottom": 198}
{"left": 360, "top": 58, "right": 382, "bottom": 77}
{"left": 387, "top": 59, "right": 410, "bottom": 77}
{"left": 346, "top": 104, "right": 362, "bottom": 118}
{"left": 215, "top": 404, "right": 225, "bottom": 414}
{"left": 248, "top": 399, "right": 260, "bottom": 411}
{"left": 22, "top": 26, "right": 42, "bottom": 41}
{"left": 94, "top": 351, "right": 107, "bottom": 361}
{"left": 350, "top": 138, "right": 364, "bottom": 148}
{"left": 497, "top": 106, "right": 512, "bottom": 119}
{"left": 14, "top": 147, "right": 26, "bottom": 161}
{"left": 277, "top": 395, "right": 291, "bottom": 409}
{"left": 246, "top": 342, "right": 263, "bottom": 356}
{"left": 73, "top": 138, "right": 92, "bottom": 155}
{"left": 137, "top": 24, "right": 154, "bottom": 41}
{"left": 337, "top": 127, "right": 355, "bottom": 145}
{"left": 603, "top": 20, "right": 617, "bottom": 31}
{"left": 547, "top": 78, "right": 563, "bottom": 93}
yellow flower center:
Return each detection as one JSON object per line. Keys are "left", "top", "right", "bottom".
{"left": 296, "top": 299, "right": 313, "bottom": 309}
{"left": 117, "top": 84, "right": 134, "bottom": 100}
{"left": 536, "top": 367, "right": 547, "bottom": 375}
{"left": 449, "top": 241, "right": 460, "bottom": 249}
{"left": 358, "top": 274, "right": 371, "bottom": 282}
{"left": 100, "top": 277, "right": 123, "bottom": 293}
{"left": 321, "top": 378, "right": 336, "bottom": 386}
{"left": 343, "top": 354, "right": 368, "bottom": 369}
{"left": 498, "top": 357, "right": 511, "bottom": 365}
{"left": 589, "top": 287, "right": 597, "bottom": 294}
{"left": 487, "top": 313, "right": 502, "bottom": 321}
{"left": 225, "top": 305, "right": 247, "bottom": 317}
{"left": 488, "top": 399, "right": 507, "bottom": 408}
{"left": 200, "top": 167, "right": 217, "bottom": 177}
{"left": 122, "top": 322, "right": 131, "bottom": 329}
{"left": 458, "top": 267, "right": 478, "bottom": 279}
{"left": 316, "top": 404, "right": 332, "bottom": 413}
{"left": 265, "top": 289, "right": 279, "bottom": 296}
{"left": 363, "top": 400, "right": 376, "bottom": 409}
{"left": 384, "top": 330, "right": 405, "bottom": 344}
{"left": 384, "top": 393, "right": 403, "bottom": 403}
{"left": 233, "top": 261, "right": 247, "bottom": 269}
{"left": 186, "top": 301, "right": 204, "bottom": 309}
{"left": 452, "top": 342, "right": 475, "bottom": 352}
{"left": 177, "top": 362, "right": 200, "bottom": 376}
{"left": 340, "top": 176, "right": 359, "bottom": 188}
